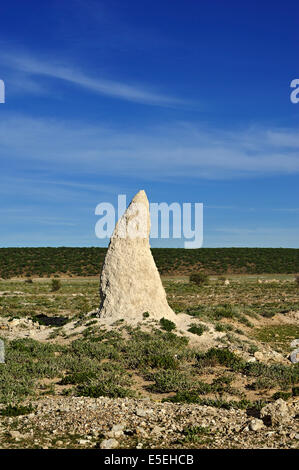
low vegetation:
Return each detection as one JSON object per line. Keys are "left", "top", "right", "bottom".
{"left": 189, "top": 272, "right": 209, "bottom": 286}
{"left": 253, "top": 324, "right": 299, "bottom": 353}
{"left": 0, "top": 273, "right": 298, "bottom": 418}
{"left": 1, "top": 324, "right": 298, "bottom": 409}
{"left": 51, "top": 279, "right": 61, "bottom": 292}
{"left": 159, "top": 317, "right": 176, "bottom": 332}
{"left": 0, "top": 404, "right": 35, "bottom": 417}
{"left": 0, "top": 247, "right": 298, "bottom": 278}
{"left": 187, "top": 324, "right": 207, "bottom": 336}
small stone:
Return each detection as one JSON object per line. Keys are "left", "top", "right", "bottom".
{"left": 152, "top": 425, "right": 163, "bottom": 435}
{"left": 9, "top": 430, "right": 22, "bottom": 440}
{"left": 107, "top": 429, "right": 123, "bottom": 438}
{"left": 78, "top": 439, "right": 90, "bottom": 445}
{"left": 290, "top": 349, "right": 299, "bottom": 364}
{"left": 111, "top": 424, "right": 125, "bottom": 433}
{"left": 260, "top": 399, "right": 292, "bottom": 426}
{"left": 254, "top": 352, "right": 265, "bottom": 361}
{"left": 136, "top": 408, "right": 147, "bottom": 418}
{"left": 290, "top": 339, "right": 299, "bottom": 349}
{"left": 249, "top": 419, "right": 264, "bottom": 431}
{"left": 100, "top": 438, "right": 119, "bottom": 449}
{"left": 247, "top": 357, "right": 257, "bottom": 363}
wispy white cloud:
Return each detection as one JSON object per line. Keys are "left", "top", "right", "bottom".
{"left": 1, "top": 51, "right": 185, "bottom": 107}
{"left": 2, "top": 214, "right": 79, "bottom": 227}
{"left": 0, "top": 174, "right": 121, "bottom": 206}
{"left": 266, "top": 130, "right": 299, "bottom": 148}
{"left": 0, "top": 114, "right": 299, "bottom": 180}
{"left": 272, "top": 207, "right": 299, "bottom": 213}
{"left": 205, "top": 205, "right": 236, "bottom": 210}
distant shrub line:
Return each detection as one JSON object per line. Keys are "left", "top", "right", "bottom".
{"left": 0, "top": 247, "right": 298, "bottom": 278}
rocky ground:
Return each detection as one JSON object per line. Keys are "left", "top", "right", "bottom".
{"left": 0, "top": 396, "right": 298, "bottom": 449}
{"left": 0, "top": 275, "right": 298, "bottom": 449}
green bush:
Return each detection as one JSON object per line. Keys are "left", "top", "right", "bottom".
{"left": 77, "top": 383, "right": 134, "bottom": 399}
{"left": 164, "top": 390, "right": 200, "bottom": 404}
{"left": 188, "top": 324, "right": 207, "bottom": 336}
{"left": 109, "top": 328, "right": 187, "bottom": 370}
{"left": 211, "top": 375, "right": 234, "bottom": 390}
{"left": 197, "top": 348, "right": 245, "bottom": 370}
{"left": 272, "top": 391, "right": 292, "bottom": 400}
{"left": 150, "top": 370, "right": 193, "bottom": 393}
{"left": 51, "top": 279, "right": 61, "bottom": 292}
{"left": 213, "top": 304, "right": 235, "bottom": 319}
{"left": 146, "top": 353, "right": 179, "bottom": 369}
{"left": 243, "top": 362, "right": 299, "bottom": 388}
{"left": 180, "top": 426, "right": 211, "bottom": 443}
{"left": 215, "top": 323, "right": 233, "bottom": 332}
{"left": 0, "top": 404, "right": 35, "bottom": 416}
{"left": 165, "top": 392, "right": 264, "bottom": 410}
{"left": 250, "top": 377, "right": 276, "bottom": 390}
{"left": 160, "top": 317, "right": 176, "bottom": 332}
{"left": 189, "top": 272, "right": 209, "bottom": 286}
{"left": 60, "top": 371, "right": 97, "bottom": 385}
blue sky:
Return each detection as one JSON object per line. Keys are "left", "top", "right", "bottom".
{"left": 0, "top": 0, "right": 299, "bottom": 247}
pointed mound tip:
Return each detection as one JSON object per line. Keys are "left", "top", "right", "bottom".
{"left": 131, "top": 189, "right": 148, "bottom": 205}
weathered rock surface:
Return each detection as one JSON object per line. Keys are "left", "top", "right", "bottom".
{"left": 290, "top": 349, "right": 299, "bottom": 364}
{"left": 260, "top": 399, "right": 293, "bottom": 426}
{"left": 290, "top": 339, "right": 299, "bottom": 349}
{"left": 100, "top": 438, "right": 119, "bottom": 449}
{"left": 99, "top": 190, "right": 176, "bottom": 322}
{"left": 249, "top": 418, "right": 264, "bottom": 431}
